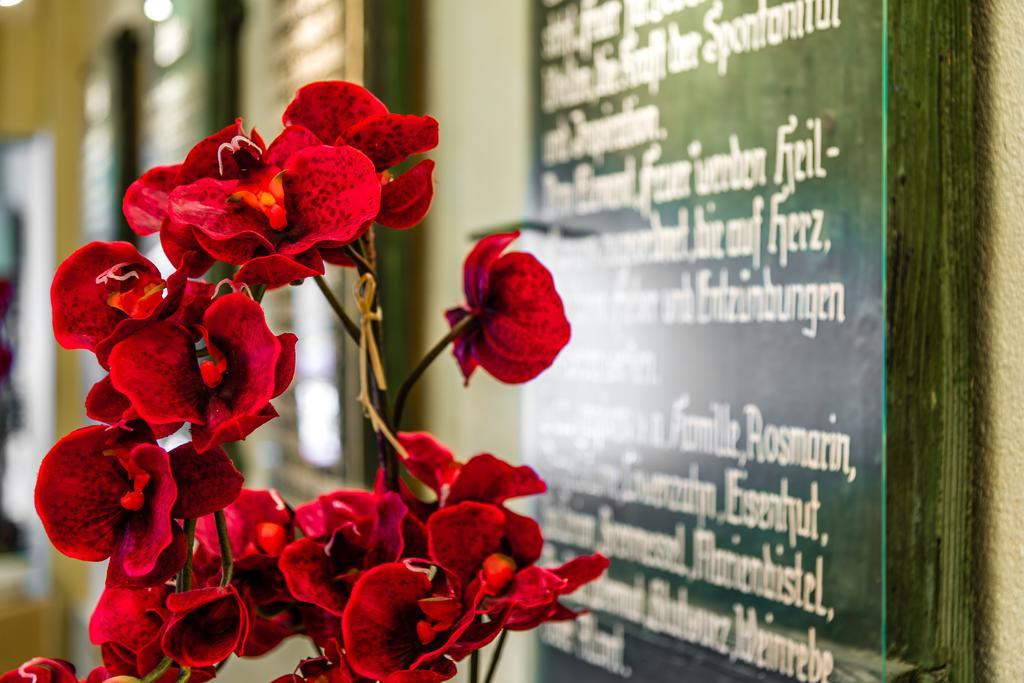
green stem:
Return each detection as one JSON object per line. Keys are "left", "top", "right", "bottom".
{"left": 470, "top": 651, "right": 480, "bottom": 683}
{"left": 141, "top": 657, "right": 173, "bottom": 683}
{"left": 215, "top": 510, "right": 234, "bottom": 587}
{"left": 177, "top": 518, "right": 196, "bottom": 593}
{"left": 484, "top": 630, "right": 509, "bottom": 683}
{"left": 392, "top": 314, "right": 475, "bottom": 430}
{"left": 314, "top": 275, "right": 360, "bottom": 343}
{"left": 175, "top": 667, "right": 192, "bottom": 682}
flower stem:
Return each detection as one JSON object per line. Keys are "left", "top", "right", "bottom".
{"left": 344, "top": 238, "right": 400, "bottom": 492}
{"left": 470, "top": 651, "right": 480, "bottom": 683}
{"left": 141, "top": 657, "right": 173, "bottom": 683}
{"left": 215, "top": 510, "right": 234, "bottom": 587}
{"left": 175, "top": 667, "right": 191, "bottom": 682}
{"left": 484, "top": 630, "right": 509, "bottom": 683}
{"left": 392, "top": 314, "right": 475, "bottom": 430}
{"left": 177, "top": 518, "right": 196, "bottom": 593}
{"left": 314, "top": 275, "right": 360, "bottom": 343}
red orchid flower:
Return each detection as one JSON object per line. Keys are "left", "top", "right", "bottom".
{"left": 34, "top": 427, "right": 185, "bottom": 588}
{"left": 161, "top": 585, "right": 249, "bottom": 667}
{"left": 279, "top": 488, "right": 407, "bottom": 616}
{"left": 123, "top": 119, "right": 268, "bottom": 277}
{"left": 88, "top": 585, "right": 214, "bottom": 682}
{"left": 107, "top": 292, "right": 296, "bottom": 452}
{"left": 272, "top": 80, "right": 439, "bottom": 233}
{"left": 50, "top": 241, "right": 214, "bottom": 373}
{"left": 341, "top": 561, "right": 478, "bottom": 681}
{"left": 446, "top": 231, "right": 570, "bottom": 384}
{"left": 193, "top": 489, "right": 301, "bottom": 657}
{"left": 166, "top": 142, "right": 381, "bottom": 288}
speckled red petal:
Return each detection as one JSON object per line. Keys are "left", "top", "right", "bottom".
{"left": 448, "top": 454, "right": 546, "bottom": 506}
{"left": 341, "top": 114, "right": 438, "bottom": 172}
{"left": 279, "top": 538, "right": 350, "bottom": 616}
{"left": 123, "top": 164, "right": 180, "bottom": 236}
{"left": 233, "top": 252, "right": 325, "bottom": 289}
{"left": 162, "top": 586, "right": 249, "bottom": 667}
{"left": 169, "top": 443, "right": 243, "bottom": 518}
{"left": 281, "top": 145, "right": 381, "bottom": 255}
{"left": 283, "top": 81, "right": 389, "bottom": 144}
{"left": 34, "top": 427, "right": 127, "bottom": 562}
{"left": 110, "top": 444, "right": 178, "bottom": 577}
{"left": 169, "top": 178, "right": 276, "bottom": 265}
{"left": 108, "top": 321, "right": 206, "bottom": 425}
{"left": 342, "top": 562, "right": 434, "bottom": 679}
{"left": 378, "top": 160, "right": 435, "bottom": 229}
{"left": 265, "top": 125, "right": 322, "bottom": 167}
{"left": 427, "top": 502, "right": 505, "bottom": 584}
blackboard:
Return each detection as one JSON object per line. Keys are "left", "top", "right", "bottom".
{"left": 521, "top": 1, "right": 885, "bottom": 681}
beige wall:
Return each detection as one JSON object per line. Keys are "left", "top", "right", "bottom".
{"left": 418, "top": 0, "right": 531, "bottom": 461}
{"left": 975, "top": 1, "right": 1024, "bottom": 680}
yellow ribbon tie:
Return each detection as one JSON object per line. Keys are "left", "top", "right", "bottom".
{"left": 353, "top": 273, "right": 409, "bottom": 460}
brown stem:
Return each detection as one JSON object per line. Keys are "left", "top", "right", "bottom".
{"left": 215, "top": 510, "right": 234, "bottom": 587}
{"left": 393, "top": 314, "right": 475, "bottom": 430}
{"left": 470, "top": 651, "right": 480, "bottom": 683}
{"left": 314, "top": 275, "right": 360, "bottom": 342}
{"left": 484, "top": 630, "right": 509, "bottom": 683}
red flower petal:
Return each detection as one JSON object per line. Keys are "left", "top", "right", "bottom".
{"left": 89, "top": 585, "right": 170, "bottom": 651}
{"left": 123, "top": 164, "right": 180, "bottom": 236}
{"left": 106, "top": 523, "right": 187, "bottom": 589}
{"left": 169, "top": 178, "right": 276, "bottom": 265}
{"left": 283, "top": 81, "right": 388, "bottom": 145}
{"left": 397, "top": 432, "right": 456, "bottom": 499}
{"left": 281, "top": 145, "right": 381, "bottom": 255}
{"left": 109, "top": 444, "right": 178, "bottom": 577}
{"left": 233, "top": 252, "right": 325, "bottom": 289}
{"left": 340, "top": 114, "right": 439, "bottom": 172}
{"left": 161, "top": 221, "right": 216, "bottom": 277}
{"left": 502, "top": 510, "right": 544, "bottom": 568}
{"left": 427, "top": 502, "right": 505, "bottom": 584}
{"left": 265, "top": 125, "right": 322, "bottom": 168}
{"left": 190, "top": 403, "right": 278, "bottom": 453}
{"left": 169, "top": 443, "right": 243, "bottom": 518}
{"left": 378, "top": 159, "right": 435, "bottom": 229}
{"left": 109, "top": 321, "right": 206, "bottom": 425}
{"left": 342, "top": 563, "right": 435, "bottom": 679}
{"left": 85, "top": 375, "right": 132, "bottom": 425}
{"left": 279, "top": 537, "right": 350, "bottom": 616}
{"left": 34, "top": 427, "right": 128, "bottom": 562}
{"left": 203, "top": 292, "right": 283, "bottom": 417}
{"left": 274, "top": 333, "right": 297, "bottom": 398}
{"left": 162, "top": 586, "right": 249, "bottom": 667}
{"left": 51, "top": 241, "right": 163, "bottom": 352}
{"left": 461, "top": 231, "right": 519, "bottom": 309}
{"left": 448, "top": 454, "right": 546, "bottom": 506}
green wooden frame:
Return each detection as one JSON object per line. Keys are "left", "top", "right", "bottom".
{"left": 886, "top": 2, "right": 977, "bottom": 680}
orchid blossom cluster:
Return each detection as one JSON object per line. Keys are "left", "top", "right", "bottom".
{"left": 5, "top": 82, "right": 606, "bottom": 683}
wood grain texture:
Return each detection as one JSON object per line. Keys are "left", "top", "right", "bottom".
{"left": 886, "top": 1, "right": 977, "bottom": 680}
